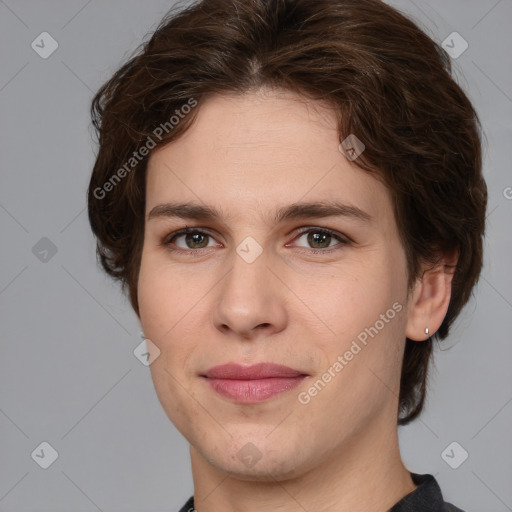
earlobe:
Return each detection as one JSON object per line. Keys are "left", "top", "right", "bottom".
{"left": 405, "top": 253, "right": 457, "bottom": 342}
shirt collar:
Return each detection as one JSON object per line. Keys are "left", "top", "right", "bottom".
{"left": 389, "top": 473, "right": 453, "bottom": 511}
{"left": 179, "top": 473, "right": 460, "bottom": 512}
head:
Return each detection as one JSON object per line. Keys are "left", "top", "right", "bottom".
{"left": 88, "top": 0, "right": 486, "bottom": 478}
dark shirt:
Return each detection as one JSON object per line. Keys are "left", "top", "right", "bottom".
{"left": 178, "top": 473, "right": 465, "bottom": 512}
{"left": 389, "top": 473, "right": 465, "bottom": 511}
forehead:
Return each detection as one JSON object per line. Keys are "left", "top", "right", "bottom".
{"left": 145, "top": 89, "right": 393, "bottom": 228}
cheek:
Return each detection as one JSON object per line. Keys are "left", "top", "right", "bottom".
{"left": 137, "top": 254, "right": 203, "bottom": 433}
{"left": 137, "top": 249, "right": 194, "bottom": 338}
{"left": 299, "top": 306, "right": 407, "bottom": 445}
{"left": 137, "top": 255, "right": 188, "bottom": 388}
{"left": 302, "top": 257, "right": 404, "bottom": 350}
{"left": 137, "top": 248, "right": 212, "bottom": 373}
{"left": 299, "top": 253, "right": 408, "bottom": 408}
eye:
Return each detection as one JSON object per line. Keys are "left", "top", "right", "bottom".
{"left": 289, "top": 227, "right": 350, "bottom": 253}
{"left": 162, "top": 228, "right": 217, "bottom": 252}
{"left": 161, "top": 226, "right": 350, "bottom": 255}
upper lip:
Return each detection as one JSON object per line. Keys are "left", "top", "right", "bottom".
{"left": 203, "top": 363, "right": 307, "bottom": 380}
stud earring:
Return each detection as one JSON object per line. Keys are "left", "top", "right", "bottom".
{"left": 424, "top": 327, "right": 429, "bottom": 337}
{"left": 139, "top": 331, "right": 146, "bottom": 340}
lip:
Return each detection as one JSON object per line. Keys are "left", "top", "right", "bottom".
{"left": 202, "top": 363, "right": 308, "bottom": 403}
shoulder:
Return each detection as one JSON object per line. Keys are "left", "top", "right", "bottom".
{"left": 178, "top": 495, "right": 195, "bottom": 512}
{"left": 390, "top": 473, "right": 468, "bottom": 512}
{"left": 444, "top": 503, "right": 466, "bottom": 512}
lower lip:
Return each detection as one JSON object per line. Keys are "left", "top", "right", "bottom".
{"left": 205, "top": 376, "right": 307, "bottom": 403}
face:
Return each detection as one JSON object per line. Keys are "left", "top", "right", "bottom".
{"left": 138, "top": 87, "right": 413, "bottom": 480}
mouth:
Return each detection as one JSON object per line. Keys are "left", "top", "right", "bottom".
{"left": 201, "top": 363, "right": 309, "bottom": 403}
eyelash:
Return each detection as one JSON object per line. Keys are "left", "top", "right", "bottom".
{"left": 160, "top": 226, "right": 351, "bottom": 256}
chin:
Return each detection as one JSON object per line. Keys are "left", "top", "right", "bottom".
{"left": 192, "top": 429, "right": 319, "bottom": 482}
{"left": 207, "top": 450, "right": 309, "bottom": 482}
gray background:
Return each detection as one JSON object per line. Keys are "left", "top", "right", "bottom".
{"left": 0, "top": 0, "right": 511, "bottom": 511}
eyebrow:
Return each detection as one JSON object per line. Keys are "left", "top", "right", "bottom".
{"left": 147, "top": 200, "right": 372, "bottom": 225}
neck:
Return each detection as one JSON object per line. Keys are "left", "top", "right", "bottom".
{"left": 188, "top": 412, "right": 416, "bottom": 512}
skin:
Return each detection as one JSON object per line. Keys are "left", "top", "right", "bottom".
{"left": 137, "top": 86, "right": 455, "bottom": 512}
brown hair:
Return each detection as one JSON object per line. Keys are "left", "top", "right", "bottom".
{"left": 87, "top": 0, "right": 487, "bottom": 425}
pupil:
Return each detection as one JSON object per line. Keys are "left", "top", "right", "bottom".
{"left": 310, "top": 232, "right": 330, "bottom": 248}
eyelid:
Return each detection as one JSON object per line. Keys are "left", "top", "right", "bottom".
{"left": 291, "top": 226, "right": 353, "bottom": 246}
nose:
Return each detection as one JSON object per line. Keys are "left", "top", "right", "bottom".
{"left": 211, "top": 246, "right": 288, "bottom": 340}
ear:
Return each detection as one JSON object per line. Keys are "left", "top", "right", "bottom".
{"left": 405, "top": 251, "right": 458, "bottom": 341}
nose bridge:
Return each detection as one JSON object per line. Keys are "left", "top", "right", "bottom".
{"left": 212, "top": 238, "right": 287, "bottom": 337}
{"left": 224, "top": 238, "right": 271, "bottom": 309}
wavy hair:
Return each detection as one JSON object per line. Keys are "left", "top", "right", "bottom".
{"left": 88, "top": 0, "right": 487, "bottom": 425}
